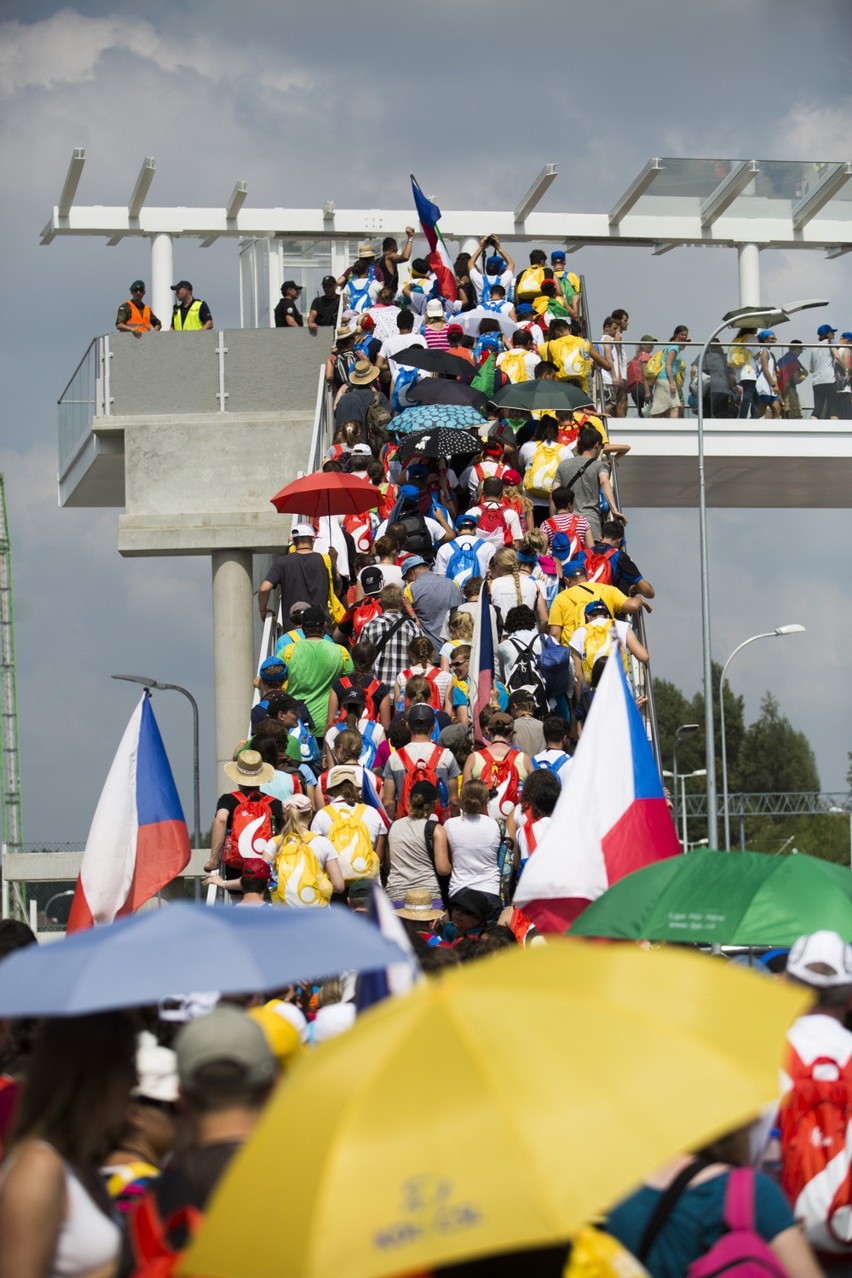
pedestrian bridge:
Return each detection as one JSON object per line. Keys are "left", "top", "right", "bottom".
{"left": 58, "top": 331, "right": 851, "bottom": 519}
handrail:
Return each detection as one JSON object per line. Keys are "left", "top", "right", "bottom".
{"left": 56, "top": 336, "right": 101, "bottom": 405}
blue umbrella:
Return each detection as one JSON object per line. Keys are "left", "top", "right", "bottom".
{"left": 0, "top": 902, "right": 407, "bottom": 1016}
{"left": 392, "top": 403, "right": 486, "bottom": 435}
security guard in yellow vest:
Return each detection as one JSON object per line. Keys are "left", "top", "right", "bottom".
{"left": 116, "top": 280, "right": 162, "bottom": 338}
{"left": 170, "top": 280, "right": 213, "bottom": 331}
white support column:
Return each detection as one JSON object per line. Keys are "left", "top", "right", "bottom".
{"left": 211, "top": 550, "right": 254, "bottom": 795}
{"left": 737, "top": 243, "right": 761, "bottom": 308}
{"left": 150, "top": 233, "right": 174, "bottom": 332}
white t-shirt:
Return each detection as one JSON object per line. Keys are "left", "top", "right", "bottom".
{"left": 445, "top": 813, "right": 502, "bottom": 896}
{"left": 519, "top": 439, "right": 574, "bottom": 508}
{"left": 361, "top": 562, "right": 403, "bottom": 590}
{"left": 459, "top": 460, "right": 506, "bottom": 501}
{"left": 489, "top": 574, "right": 543, "bottom": 618}
{"left": 497, "top": 349, "right": 539, "bottom": 382}
{"left": 809, "top": 343, "right": 837, "bottom": 387}
{"left": 469, "top": 266, "right": 515, "bottom": 304}
{"left": 379, "top": 332, "right": 428, "bottom": 384}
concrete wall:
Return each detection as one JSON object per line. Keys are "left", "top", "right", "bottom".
{"left": 118, "top": 412, "right": 314, "bottom": 555}
{"left": 109, "top": 328, "right": 333, "bottom": 416}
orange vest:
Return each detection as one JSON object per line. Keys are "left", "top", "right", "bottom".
{"left": 125, "top": 300, "right": 153, "bottom": 331}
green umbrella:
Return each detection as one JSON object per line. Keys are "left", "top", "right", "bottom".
{"left": 493, "top": 380, "right": 591, "bottom": 412}
{"left": 568, "top": 848, "right": 852, "bottom": 948}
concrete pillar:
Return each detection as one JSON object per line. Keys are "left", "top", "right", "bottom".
{"left": 150, "top": 233, "right": 174, "bottom": 334}
{"left": 737, "top": 243, "right": 761, "bottom": 308}
{"left": 211, "top": 550, "right": 255, "bottom": 795}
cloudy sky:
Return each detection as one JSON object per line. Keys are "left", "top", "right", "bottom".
{"left": 1, "top": 0, "right": 850, "bottom": 844}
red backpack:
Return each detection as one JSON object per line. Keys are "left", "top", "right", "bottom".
{"left": 351, "top": 596, "right": 383, "bottom": 641}
{"left": 377, "top": 482, "right": 398, "bottom": 521}
{"left": 400, "top": 667, "right": 443, "bottom": 711}
{"left": 343, "top": 511, "right": 375, "bottom": 555}
{"left": 478, "top": 747, "right": 522, "bottom": 819}
{"left": 335, "top": 675, "right": 382, "bottom": 723}
{"left": 582, "top": 546, "right": 618, "bottom": 585}
{"left": 224, "top": 791, "right": 276, "bottom": 866}
{"left": 396, "top": 745, "right": 444, "bottom": 818}
{"left": 781, "top": 1054, "right": 852, "bottom": 1256}
{"left": 477, "top": 503, "right": 514, "bottom": 548}
{"left": 127, "top": 1184, "right": 203, "bottom": 1277}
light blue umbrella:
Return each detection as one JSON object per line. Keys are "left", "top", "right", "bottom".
{"left": 0, "top": 902, "right": 407, "bottom": 1016}
{"left": 392, "top": 403, "right": 486, "bottom": 435}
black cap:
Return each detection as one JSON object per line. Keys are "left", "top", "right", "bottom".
{"left": 361, "top": 566, "right": 384, "bottom": 596}
{"left": 281, "top": 280, "right": 302, "bottom": 294}
{"left": 408, "top": 704, "right": 436, "bottom": 729}
{"left": 130, "top": 279, "right": 146, "bottom": 292}
{"left": 322, "top": 275, "right": 337, "bottom": 287}
{"left": 300, "top": 605, "right": 326, "bottom": 628}
{"left": 171, "top": 279, "right": 193, "bottom": 291}
{"left": 449, "top": 887, "right": 492, "bottom": 922}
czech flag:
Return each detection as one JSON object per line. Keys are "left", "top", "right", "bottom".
{"left": 410, "top": 174, "right": 458, "bottom": 302}
{"left": 67, "top": 694, "right": 191, "bottom": 931}
{"left": 512, "top": 644, "right": 681, "bottom": 933}
{"left": 468, "top": 580, "right": 496, "bottom": 742}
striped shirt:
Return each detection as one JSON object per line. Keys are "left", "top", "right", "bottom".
{"left": 423, "top": 326, "right": 451, "bottom": 351}
{"left": 541, "top": 512, "right": 590, "bottom": 549}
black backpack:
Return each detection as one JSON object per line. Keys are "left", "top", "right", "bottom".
{"left": 399, "top": 509, "right": 433, "bottom": 560}
{"left": 506, "top": 635, "right": 548, "bottom": 719}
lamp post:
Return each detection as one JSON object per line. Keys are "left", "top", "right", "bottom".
{"left": 680, "top": 769, "right": 707, "bottom": 852}
{"left": 719, "top": 625, "right": 806, "bottom": 850}
{"left": 671, "top": 723, "right": 699, "bottom": 840}
{"left": 111, "top": 674, "right": 201, "bottom": 851}
{"left": 695, "top": 299, "right": 826, "bottom": 850}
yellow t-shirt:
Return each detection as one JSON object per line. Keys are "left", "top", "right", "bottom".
{"left": 548, "top": 582, "right": 629, "bottom": 645}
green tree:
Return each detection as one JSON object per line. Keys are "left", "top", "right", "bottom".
{"left": 736, "top": 692, "right": 820, "bottom": 795}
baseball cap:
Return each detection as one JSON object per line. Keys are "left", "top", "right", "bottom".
{"left": 401, "top": 555, "right": 428, "bottom": 575}
{"left": 425, "top": 299, "right": 444, "bottom": 318}
{"left": 455, "top": 512, "right": 478, "bottom": 530}
{"left": 485, "top": 255, "right": 505, "bottom": 273}
{"left": 291, "top": 523, "right": 315, "bottom": 539}
{"left": 818, "top": 324, "right": 837, "bottom": 338}
{"left": 489, "top": 712, "right": 514, "bottom": 735}
{"left": 361, "top": 565, "right": 384, "bottom": 595}
{"left": 507, "top": 690, "right": 534, "bottom": 707}
{"left": 502, "top": 468, "right": 522, "bottom": 486}
{"left": 563, "top": 559, "right": 587, "bottom": 577}
{"left": 347, "top": 879, "right": 373, "bottom": 904}
{"left": 130, "top": 279, "right": 146, "bottom": 292}
{"left": 584, "top": 600, "right": 612, "bottom": 619}
{"left": 175, "top": 1006, "right": 277, "bottom": 1089}
{"left": 515, "top": 303, "right": 534, "bottom": 316}
{"left": 300, "top": 605, "right": 326, "bottom": 627}
{"left": 351, "top": 443, "right": 373, "bottom": 456}
{"left": 841, "top": 332, "right": 852, "bottom": 341}
{"left": 264, "top": 690, "right": 297, "bottom": 717}
{"left": 447, "top": 323, "right": 464, "bottom": 336}
{"left": 786, "top": 931, "right": 852, "bottom": 988}
{"left": 399, "top": 483, "right": 420, "bottom": 501}
{"left": 171, "top": 279, "right": 193, "bottom": 291}
{"left": 550, "top": 250, "right": 566, "bottom": 262}
{"left": 450, "top": 887, "right": 493, "bottom": 922}
{"left": 326, "top": 765, "right": 362, "bottom": 789}
{"left": 134, "top": 1032, "right": 179, "bottom": 1104}
{"left": 281, "top": 280, "right": 302, "bottom": 293}
{"left": 408, "top": 704, "right": 436, "bottom": 729}
{"left": 259, "top": 656, "right": 287, "bottom": 682}
{"left": 322, "top": 275, "right": 337, "bottom": 287}
{"left": 757, "top": 330, "right": 775, "bottom": 341}
{"left": 239, "top": 857, "right": 271, "bottom": 883}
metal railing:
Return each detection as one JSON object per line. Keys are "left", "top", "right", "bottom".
{"left": 57, "top": 336, "right": 111, "bottom": 474}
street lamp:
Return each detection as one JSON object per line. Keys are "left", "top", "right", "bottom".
{"left": 719, "top": 625, "right": 806, "bottom": 850}
{"left": 695, "top": 299, "right": 826, "bottom": 849}
{"left": 680, "top": 769, "right": 707, "bottom": 852}
{"left": 672, "top": 723, "right": 699, "bottom": 839}
{"left": 111, "top": 675, "right": 201, "bottom": 852}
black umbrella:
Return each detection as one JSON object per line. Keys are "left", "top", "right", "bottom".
{"left": 408, "top": 378, "right": 488, "bottom": 413}
{"left": 394, "top": 346, "right": 474, "bottom": 379}
{"left": 493, "top": 380, "right": 592, "bottom": 412}
{"left": 396, "top": 426, "right": 483, "bottom": 465}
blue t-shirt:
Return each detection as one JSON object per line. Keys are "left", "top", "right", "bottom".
{"left": 605, "top": 1169, "right": 794, "bottom": 1278}
{"left": 451, "top": 679, "right": 509, "bottom": 712}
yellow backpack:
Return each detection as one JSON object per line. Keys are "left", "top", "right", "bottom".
{"left": 272, "top": 831, "right": 333, "bottom": 907}
{"left": 544, "top": 337, "right": 590, "bottom": 381}
{"left": 581, "top": 620, "right": 628, "bottom": 683}
{"left": 325, "top": 803, "right": 380, "bottom": 882}
{"left": 516, "top": 265, "right": 547, "bottom": 300}
{"left": 643, "top": 349, "right": 664, "bottom": 383}
{"left": 523, "top": 441, "right": 563, "bottom": 499}
{"left": 564, "top": 1225, "right": 650, "bottom": 1277}
{"left": 500, "top": 350, "right": 530, "bottom": 384}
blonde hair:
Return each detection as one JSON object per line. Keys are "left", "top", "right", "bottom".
{"left": 279, "top": 805, "right": 311, "bottom": 842}
{"left": 502, "top": 481, "right": 534, "bottom": 521}
{"left": 448, "top": 611, "right": 474, "bottom": 641}
{"left": 492, "top": 546, "right": 523, "bottom": 605}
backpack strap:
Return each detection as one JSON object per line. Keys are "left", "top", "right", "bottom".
{"left": 636, "top": 1158, "right": 712, "bottom": 1262}
{"left": 562, "top": 456, "right": 596, "bottom": 497}
{"left": 373, "top": 612, "right": 408, "bottom": 660}
{"left": 723, "top": 1167, "right": 756, "bottom": 1234}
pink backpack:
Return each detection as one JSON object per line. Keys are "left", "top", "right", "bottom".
{"left": 638, "top": 1164, "right": 786, "bottom": 1277}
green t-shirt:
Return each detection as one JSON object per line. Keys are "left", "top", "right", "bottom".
{"left": 286, "top": 640, "right": 353, "bottom": 736}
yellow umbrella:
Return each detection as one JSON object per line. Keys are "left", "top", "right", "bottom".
{"left": 182, "top": 941, "right": 808, "bottom": 1278}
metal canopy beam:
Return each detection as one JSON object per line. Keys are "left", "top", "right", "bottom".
{"left": 792, "top": 163, "right": 852, "bottom": 229}
{"left": 226, "top": 181, "right": 248, "bottom": 221}
{"left": 514, "top": 163, "right": 558, "bottom": 224}
{"left": 57, "top": 147, "right": 86, "bottom": 217}
{"left": 128, "top": 157, "right": 155, "bottom": 218}
{"left": 609, "top": 157, "right": 663, "bottom": 226}
{"left": 700, "top": 160, "right": 758, "bottom": 226}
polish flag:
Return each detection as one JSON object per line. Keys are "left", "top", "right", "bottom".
{"left": 67, "top": 694, "right": 191, "bottom": 931}
{"left": 513, "top": 645, "right": 681, "bottom": 932}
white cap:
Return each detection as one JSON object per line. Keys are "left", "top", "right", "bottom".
{"left": 425, "top": 298, "right": 445, "bottom": 317}
{"left": 291, "top": 523, "right": 315, "bottom": 539}
{"left": 787, "top": 930, "right": 852, "bottom": 988}
{"left": 134, "top": 1031, "right": 179, "bottom": 1103}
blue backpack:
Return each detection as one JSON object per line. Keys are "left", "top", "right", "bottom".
{"left": 445, "top": 537, "right": 484, "bottom": 586}
{"left": 479, "top": 274, "right": 502, "bottom": 306}
{"left": 533, "top": 752, "right": 570, "bottom": 777}
{"left": 358, "top": 720, "right": 381, "bottom": 769}
{"left": 290, "top": 719, "right": 321, "bottom": 765}
{"left": 539, "top": 635, "right": 573, "bottom": 698}
{"left": 391, "top": 365, "right": 421, "bottom": 412}
{"left": 346, "top": 267, "right": 376, "bottom": 313}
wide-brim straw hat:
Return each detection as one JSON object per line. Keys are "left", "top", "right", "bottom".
{"left": 349, "top": 360, "right": 380, "bottom": 386}
{"left": 224, "top": 749, "right": 275, "bottom": 786}
{"left": 395, "top": 888, "right": 445, "bottom": 922}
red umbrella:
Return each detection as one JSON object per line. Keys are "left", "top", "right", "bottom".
{"left": 270, "top": 472, "right": 380, "bottom": 518}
